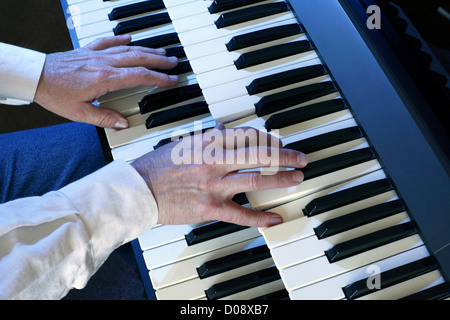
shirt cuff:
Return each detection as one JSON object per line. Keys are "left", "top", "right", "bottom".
{"left": 0, "top": 43, "right": 46, "bottom": 104}
{"left": 59, "top": 160, "right": 159, "bottom": 269}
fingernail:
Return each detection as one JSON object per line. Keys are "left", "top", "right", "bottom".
{"left": 297, "top": 152, "right": 308, "bottom": 166}
{"left": 169, "top": 75, "right": 178, "bottom": 82}
{"left": 114, "top": 119, "right": 129, "bottom": 130}
{"left": 269, "top": 215, "right": 283, "bottom": 227}
{"left": 292, "top": 170, "right": 304, "bottom": 183}
{"left": 169, "top": 56, "right": 178, "bottom": 63}
{"left": 156, "top": 48, "right": 166, "bottom": 55}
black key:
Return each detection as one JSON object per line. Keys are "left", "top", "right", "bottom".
{"left": 109, "top": 0, "right": 165, "bottom": 21}
{"left": 343, "top": 256, "right": 437, "bottom": 299}
{"left": 185, "top": 221, "right": 249, "bottom": 246}
{"left": 303, "top": 178, "right": 393, "bottom": 217}
{"left": 227, "top": 23, "right": 302, "bottom": 51}
{"left": 215, "top": 2, "right": 289, "bottom": 28}
{"left": 164, "top": 46, "right": 186, "bottom": 59}
{"left": 252, "top": 289, "right": 290, "bottom": 300}
{"left": 154, "top": 60, "right": 192, "bottom": 75}
{"left": 205, "top": 266, "right": 280, "bottom": 300}
{"left": 113, "top": 12, "right": 171, "bottom": 35}
{"left": 197, "top": 245, "right": 271, "bottom": 279}
{"left": 235, "top": 40, "right": 312, "bottom": 70}
{"left": 325, "top": 221, "right": 418, "bottom": 263}
{"left": 145, "top": 101, "right": 209, "bottom": 129}
{"left": 209, "top": 0, "right": 267, "bottom": 14}
{"left": 153, "top": 126, "right": 215, "bottom": 149}
{"left": 314, "top": 199, "right": 405, "bottom": 239}
{"left": 265, "top": 99, "right": 347, "bottom": 131}
{"left": 232, "top": 193, "right": 249, "bottom": 205}
{"left": 400, "top": 283, "right": 450, "bottom": 300}
{"left": 247, "top": 64, "right": 326, "bottom": 95}
{"left": 284, "top": 126, "right": 364, "bottom": 155}
{"left": 255, "top": 81, "right": 337, "bottom": 117}
{"left": 129, "top": 32, "right": 180, "bottom": 48}
{"left": 139, "top": 84, "right": 203, "bottom": 114}
{"left": 301, "top": 147, "right": 377, "bottom": 181}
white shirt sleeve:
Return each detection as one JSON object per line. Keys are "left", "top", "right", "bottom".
{"left": 0, "top": 160, "right": 159, "bottom": 300}
{"left": 0, "top": 42, "right": 46, "bottom": 105}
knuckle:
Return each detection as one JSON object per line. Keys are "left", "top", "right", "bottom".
{"left": 133, "top": 66, "right": 150, "bottom": 77}
{"left": 95, "top": 67, "right": 115, "bottom": 80}
{"left": 247, "top": 172, "right": 262, "bottom": 190}
{"left": 128, "top": 49, "right": 146, "bottom": 60}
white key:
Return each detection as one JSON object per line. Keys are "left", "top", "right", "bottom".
{"left": 272, "top": 213, "right": 410, "bottom": 270}
{"left": 110, "top": 116, "right": 216, "bottom": 161}
{"left": 99, "top": 72, "right": 198, "bottom": 115}
{"left": 189, "top": 34, "right": 307, "bottom": 75}
{"left": 163, "top": 0, "right": 205, "bottom": 9}
{"left": 143, "top": 227, "right": 260, "bottom": 269}
{"left": 178, "top": 9, "right": 295, "bottom": 49}
{"left": 138, "top": 222, "right": 207, "bottom": 251}
{"left": 201, "top": 57, "right": 323, "bottom": 105}
{"left": 359, "top": 271, "right": 443, "bottom": 300}
{"left": 78, "top": 23, "right": 175, "bottom": 47}
{"left": 247, "top": 139, "right": 382, "bottom": 210}
{"left": 261, "top": 177, "right": 399, "bottom": 250}
{"left": 67, "top": 0, "right": 90, "bottom": 6}
{"left": 97, "top": 72, "right": 196, "bottom": 105}
{"left": 197, "top": 48, "right": 318, "bottom": 90}
{"left": 289, "top": 245, "right": 431, "bottom": 300}
{"left": 172, "top": 0, "right": 283, "bottom": 35}
{"left": 184, "top": 17, "right": 300, "bottom": 61}
{"left": 74, "top": 9, "right": 169, "bottom": 39}
{"left": 107, "top": 113, "right": 215, "bottom": 150}
{"left": 155, "top": 258, "right": 274, "bottom": 299}
{"left": 209, "top": 77, "right": 335, "bottom": 124}
{"left": 260, "top": 169, "right": 388, "bottom": 228}
{"left": 150, "top": 236, "right": 267, "bottom": 289}
{"left": 164, "top": 0, "right": 212, "bottom": 21}
{"left": 69, "top": 0, "right": 146, "bottom": 17}
{"left": 225, "top": 101, "right": 353, "bottom": 141}
{"left": 280, "top": 234, "right": 423, "bottom": 291}
{"left": 70, "top": 0, "right": 152, "bottom": 26}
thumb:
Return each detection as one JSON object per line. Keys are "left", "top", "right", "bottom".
{"left": 76, "top": 102, "right": 129, "bottom": 129}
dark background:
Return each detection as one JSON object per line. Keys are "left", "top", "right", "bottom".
{"left": 0, "top": 0, "right": 146, "bottom": 299}
{"left": 0, "top": 0, "right": 72, "bottom": 134}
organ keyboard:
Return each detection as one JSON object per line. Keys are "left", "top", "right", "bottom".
{"left": 60, "top": 0, "right": 450, "bottom": 300}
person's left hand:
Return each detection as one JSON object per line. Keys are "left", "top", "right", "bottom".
{"left": 34, "top": 35, "right": 179, "bottom": 129}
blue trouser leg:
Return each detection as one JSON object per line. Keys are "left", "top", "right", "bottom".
{"left": 0, "top": 122, "right": 107, "bottom": 203}
{"left": 0, "top": 122, "right": 147, "bottom": 299}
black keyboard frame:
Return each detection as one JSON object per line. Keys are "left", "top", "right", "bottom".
{"left": 287, "top": 0, "right": 450, "bottom": 284}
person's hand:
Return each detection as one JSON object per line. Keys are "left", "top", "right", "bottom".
{"left": 131, "top": 124, "right": 308, "bottom": 228}
{"left": 34, "top": 35, "right": 179, "bottom": 129}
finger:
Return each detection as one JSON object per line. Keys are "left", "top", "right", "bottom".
{"left": 223, "top": 169, "right": 304, "bottom": 196}
{"left": 223, "top": 146, "right": 308, "bottom": 173}
{"left": 70, "top": 102, "right": 129, "bottom": 129}
{"left": 103, "top": 45, "right": 167, "bottom": 56}
{"left": 111, "top": 51, "right": 179, "bottom": 70}
{"left": 214, "top": 122, "right": 225, "bottom": 130}
{"left": 218, "top": 202, "right": 283, "bottom": 228}
{"left": 84, "top": 35, "right": 131, "bottom": 51}
{"left": 219, "top": 126, "right": 283, "bottom": 149}
{"left": 107, "top": 67, "right": 179, "bottom": 90}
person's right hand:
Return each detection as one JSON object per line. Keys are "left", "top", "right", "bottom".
{"left": 131, "top": 124, "right": 308, "bottom": 228}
